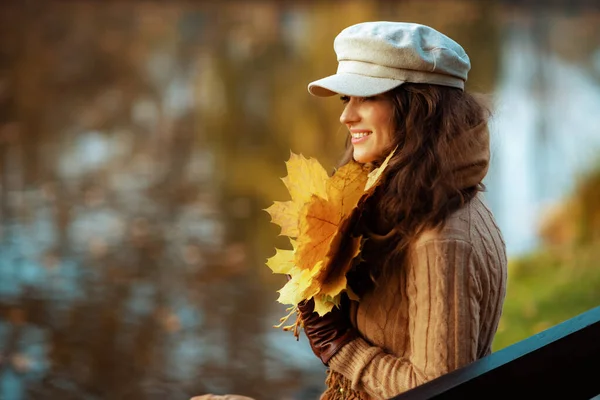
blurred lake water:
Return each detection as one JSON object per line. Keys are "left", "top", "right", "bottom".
{"left": 0, "top": 1, "right": 599, "bottom": 399}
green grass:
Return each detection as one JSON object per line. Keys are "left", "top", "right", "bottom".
{"left": 492, "top": 245, "right": 600, "bottom": 351}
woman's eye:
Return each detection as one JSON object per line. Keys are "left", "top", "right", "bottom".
{"left": 340, "top": 95, "right": 350, "bottom": 104}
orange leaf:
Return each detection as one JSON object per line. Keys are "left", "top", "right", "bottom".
{"left": 267, "top": 152, "right": 395, "bottom": 323}
{"left": 295, "top": 195, "right": 338, "bottom": 272}
{"left": 316, "top": 214, "right": 363, "bottom": 301}
{"left": 295, "top": 161, "right": 367, "bottom": 273}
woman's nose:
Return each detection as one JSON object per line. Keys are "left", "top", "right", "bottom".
{"left": 340, "top": 102, "right": 360, "bottom": 125}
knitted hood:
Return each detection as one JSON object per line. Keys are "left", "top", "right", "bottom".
{"left": 449, "top": 121, "right": 490, "bottom": 189}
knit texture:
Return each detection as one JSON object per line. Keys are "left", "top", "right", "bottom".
{"left": 325, "top": 194, "right": 507, "bottom": 399}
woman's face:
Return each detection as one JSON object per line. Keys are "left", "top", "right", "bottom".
{"left": 339, "top": 95, "right": 395, "bottom": 164}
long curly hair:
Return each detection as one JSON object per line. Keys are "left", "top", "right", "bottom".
{"left": 339, "top": 83, "right": 492, "bottom": 289}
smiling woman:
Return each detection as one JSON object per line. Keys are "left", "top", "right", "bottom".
{"left": 193, "top": 21, "right": 506, "bottom": 400}
{"left": 295, "top": 21, "right": 507, "bottom": 400}
{"left": 339, "top": 95, "right": 395, "bottom": 164}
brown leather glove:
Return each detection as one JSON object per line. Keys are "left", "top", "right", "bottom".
{"left": 298, "top": 297, "right": 358, "bottom": 365}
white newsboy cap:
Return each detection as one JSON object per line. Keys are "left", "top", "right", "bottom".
{"left": 308, "top": 21, "right": 471, "bottom": 97}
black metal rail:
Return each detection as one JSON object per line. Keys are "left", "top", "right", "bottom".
{"left": 391, "top": 306, "right": 600, "bottom": 400}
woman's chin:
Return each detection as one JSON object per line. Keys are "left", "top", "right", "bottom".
{"left": 353, "top": 149, "right": 376, "bottom": 164}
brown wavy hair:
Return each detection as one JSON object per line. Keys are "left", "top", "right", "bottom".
{"left": 340, "top": 83, "right": 491, "bottom": 288}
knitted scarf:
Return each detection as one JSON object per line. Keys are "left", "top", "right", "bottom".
{"left": 321, "top": 370, "right": 369, "bottom": 400}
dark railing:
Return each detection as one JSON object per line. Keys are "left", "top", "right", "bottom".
{"left": 392, "top": 306, "right": 600, "bottom": 400}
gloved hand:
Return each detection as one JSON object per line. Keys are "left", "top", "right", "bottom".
{"left": 298, "top": 297, "right": 358, "bottom": 365}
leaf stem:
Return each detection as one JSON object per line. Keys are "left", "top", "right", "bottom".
{"left": 273, "top": 305, "right": 302, "bottom": 340}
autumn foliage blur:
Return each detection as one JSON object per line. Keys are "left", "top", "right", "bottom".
{"left": 493, "top": 166, "right": 600, "bottom": 350}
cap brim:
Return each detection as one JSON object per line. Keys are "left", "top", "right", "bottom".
{"left": 308, "top": 73, "right": 405, "bottom": 97}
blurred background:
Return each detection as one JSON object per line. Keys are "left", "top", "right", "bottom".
{"left": 0, "top": 1, "right": 599, "bottom": 399}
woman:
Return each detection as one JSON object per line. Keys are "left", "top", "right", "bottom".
{"left": 297, "top": 21, "right": 507, "bottom": 399}
{"left": 193, "top": 21, "right": 507, "bottom": 400}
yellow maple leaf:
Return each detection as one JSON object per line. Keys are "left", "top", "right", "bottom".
{"left": 266, "top": 149, "right": 395, "bottom": 335}
{"left": 277, "top": 261, "right": 321, "bottom": 306}
{"left": 295, "top": 162, "right": 367, "bottom": 270}
{"left": 264, "top": 201, "right": 301, "bottom": 238}
{"left": 281, "top": 152, "right": 329, "bottom": 203}
{"left": 266, "top": 248, "right": 295, "bottom": 274}
{"left": 264, "top": 153, "right": 329, "bottom": 238}
{"left": 365, "top": 145, "right": 397, "bottom": 192}
{"left": 294, "top": 161, "right": 367, "bottom": 314}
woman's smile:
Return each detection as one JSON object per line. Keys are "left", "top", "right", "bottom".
{"left": 340, "top": 95, "right": 394, "bottom": 163}
{"left": 350, "top": 130, "right": 373, "bottom": 144}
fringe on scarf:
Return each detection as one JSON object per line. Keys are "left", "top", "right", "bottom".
{"left": 320, "top": 370, "right": 369, "bottom": 400}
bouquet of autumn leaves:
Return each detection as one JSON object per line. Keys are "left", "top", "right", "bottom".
{"left": 265, "top": 150, "right": 394, "bottom": 338}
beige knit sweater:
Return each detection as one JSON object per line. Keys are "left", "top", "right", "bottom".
{"left": 327, "top": 194, "right": 507, "bottom": 399}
